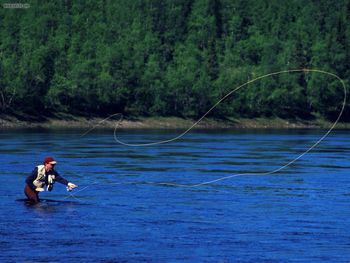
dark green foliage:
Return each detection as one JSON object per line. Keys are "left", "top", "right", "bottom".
{"left": 0, "top": 0, "right": 349, "bottom": 121}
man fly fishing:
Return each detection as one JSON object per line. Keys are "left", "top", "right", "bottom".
{"left": 24, "top": 156, "right": 77, "bottom": 203}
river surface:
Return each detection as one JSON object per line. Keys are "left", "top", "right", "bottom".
{"left": 0, "top": 128, "right": 349, "bottom": 262}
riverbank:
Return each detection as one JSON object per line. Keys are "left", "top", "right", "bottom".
{"left": 1, "top": 114, "right": 349, "bottom": 129}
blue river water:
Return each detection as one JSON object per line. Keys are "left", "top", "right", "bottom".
{"left": 0, "top": 128, "right": 349, "bottom": 262}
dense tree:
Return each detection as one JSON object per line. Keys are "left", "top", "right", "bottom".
{"left": 0, "top": 0, "right": 348, "bottom": 121}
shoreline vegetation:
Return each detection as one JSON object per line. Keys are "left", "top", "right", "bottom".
{"left": 1, "top": 114, "right": 349, "bottom": 130}
{"left": 1, "top": 1, "right": 349, "bottom": 124}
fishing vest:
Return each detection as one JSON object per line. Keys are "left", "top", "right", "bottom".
{"left": 33, "top": 165, "right": 55, "bottom": 190}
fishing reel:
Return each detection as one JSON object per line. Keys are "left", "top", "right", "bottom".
{"left": 47, "top": 174, "right": 55, "bottom": 192}
{"left": 47, "top": 183, "right": 54, "bottom": 192}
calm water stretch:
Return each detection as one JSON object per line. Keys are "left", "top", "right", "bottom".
{"left": 0, "top": 128, "right": 349, "bottom": 262}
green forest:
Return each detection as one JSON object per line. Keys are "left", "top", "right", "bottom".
{"left": 0, "top": 0, "right": 349, "bottom": 121}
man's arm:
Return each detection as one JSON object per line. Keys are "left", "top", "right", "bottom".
{"left": 53, "top": 170, "right": 77, "bottom": 190}
{"left": 53, "top": 171, "right": 69, "bottom": 185}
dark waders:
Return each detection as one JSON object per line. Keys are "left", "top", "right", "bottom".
{"left": 24, "top": 184, "right": 40, "bottom": 203}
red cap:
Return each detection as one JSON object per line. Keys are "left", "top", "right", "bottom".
{"left": 44, "top": 156, "right": 57, "bottom": 165}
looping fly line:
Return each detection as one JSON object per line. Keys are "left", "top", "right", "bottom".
{"left": 77, "top": 68, "right": 346, "bottom": 189}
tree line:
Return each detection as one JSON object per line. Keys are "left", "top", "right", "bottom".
{"left": 0, "top": 0, "right": 349, "bottom": 121}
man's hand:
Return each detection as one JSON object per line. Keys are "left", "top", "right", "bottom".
{"left": 35, "top": 187, "right": 45, "bottom": 192}
{"left": 67, "top": 182, "right": 78, "bottom": 191}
